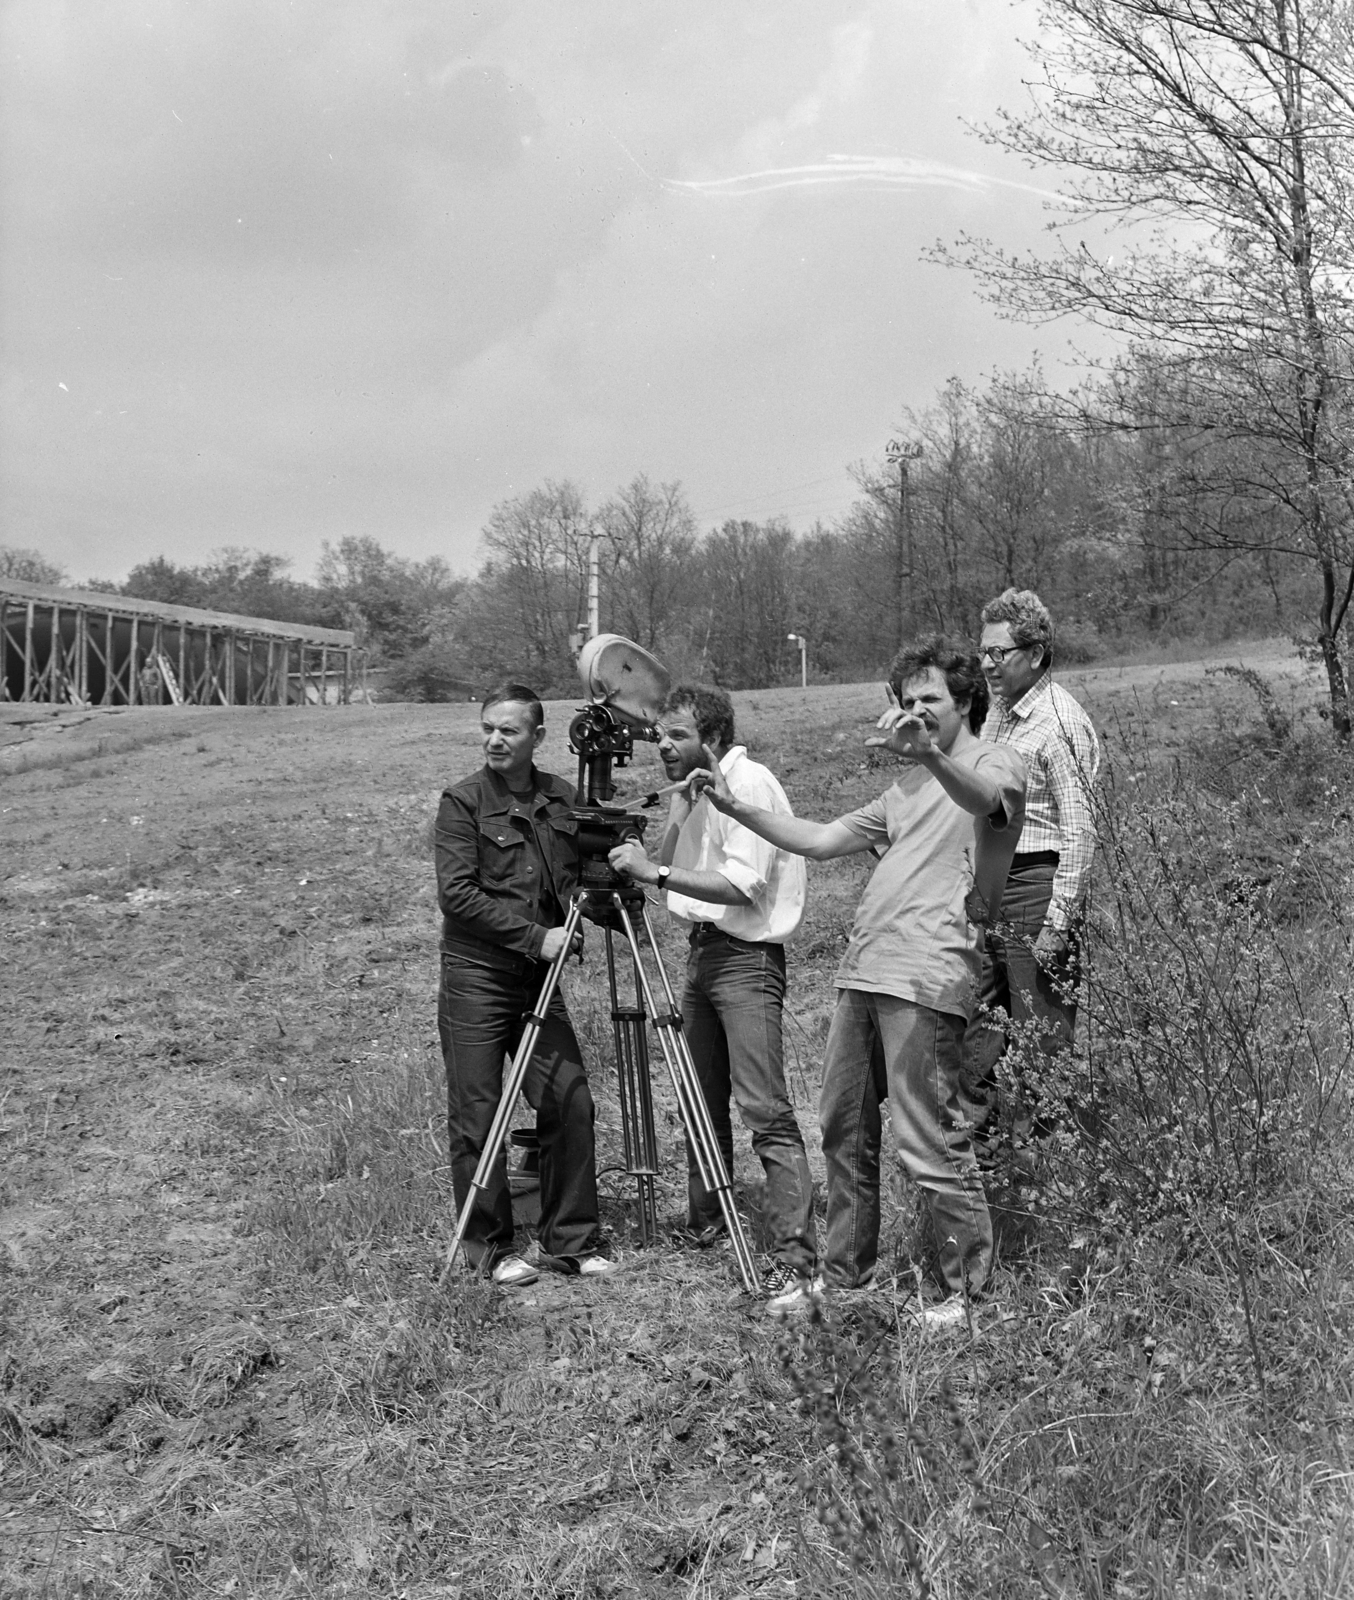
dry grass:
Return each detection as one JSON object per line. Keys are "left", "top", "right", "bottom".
{"left": 2, "top": 663, "right": 1351, "bottom": 1597}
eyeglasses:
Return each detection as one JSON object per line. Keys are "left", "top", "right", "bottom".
{"left": 979, "top": 644, "right": 1026, "bottom": 665}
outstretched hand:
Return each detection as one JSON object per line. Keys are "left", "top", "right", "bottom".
{"left": 866, "top": 685, "right": 937, "bottom": 760}
{"left": 686, "top": 745, "right": 735, "bottom": 811}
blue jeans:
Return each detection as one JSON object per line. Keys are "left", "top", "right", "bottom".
{"left": 959, "top": 858, "right": 1081, "bottom": 1137}
{"left": 682, "top": 933, "right": 816, "bottom": 1270}
{"left": 819, "top": 988, "right": 992, "bottom": 1296}
{"left": 438, "top": 955, "right": 601, "bottom": 1270}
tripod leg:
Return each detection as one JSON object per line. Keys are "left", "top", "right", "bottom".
{"left": 440, "top": 898, "right": 587, "bottom": 1281}
{"left": 612, "top": 898, "right": 762, "bottom": 1295}
{"left": 605, "top": 930, "right": 659, "bottom": 1244}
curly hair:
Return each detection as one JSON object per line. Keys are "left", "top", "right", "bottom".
{"left": 482, "top": 681, "right": 544, "bottom": 728}
{"left": 979, "top": 587, "right": 1055, "bottom": 669}
{"left": 661, "top": 683, "right": 736, "bottom": 749}
{"left": 887, "top": 635, "right": 988, "bottom": 733}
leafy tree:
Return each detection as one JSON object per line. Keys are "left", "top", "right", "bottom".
{"left": 1, "top": 545, "right": 67, "bottom": 585}
{"left": 315, "top": 535, "right": 462, "bottom": 659}
{"left": 946, "top": 0, "right": 1354, "bottom": 733}
{"left": 122, "top": 555, "right": 211, "bottom": 608}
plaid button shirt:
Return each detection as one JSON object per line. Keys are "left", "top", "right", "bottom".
{"left": 982, "top": 675, "right": 1100, "bottom": 931}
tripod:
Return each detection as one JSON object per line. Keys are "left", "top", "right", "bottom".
{"left": 442, "top": 885, "right": 762, "bottom": 1295}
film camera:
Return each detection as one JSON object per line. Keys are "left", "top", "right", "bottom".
{"left": 568, "top": 634, "right": 670, "bottom": 895}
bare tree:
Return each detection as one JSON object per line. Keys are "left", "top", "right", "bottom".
{"left": 701, "top": 520, "right": 799, "bottom": 687}
{"left": 946, "top": 0, "right": 1354, "bottom": 733}
{"left": 595, "top": 475, "right": 698, "bottom": 652}
{"left": 475, "top": 481, "right": 593, "bottom": 683}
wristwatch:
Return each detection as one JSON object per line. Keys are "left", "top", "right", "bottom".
{"left": 655, "top": 865, "right": 672, "bottom": 890}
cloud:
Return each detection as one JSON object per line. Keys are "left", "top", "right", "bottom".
{"left": 662, "top": 153, "right": 1064, "bottom": 202}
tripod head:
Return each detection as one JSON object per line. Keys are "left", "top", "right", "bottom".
{"left": 568, "top": 634, "right": 670, "bottom": 897}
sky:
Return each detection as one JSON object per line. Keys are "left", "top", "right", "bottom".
{"left": 0, "top": 0, "right": 1084, "bottom": 586}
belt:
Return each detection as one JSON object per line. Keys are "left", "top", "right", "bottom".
{"left": 688, "top": 921, "right": 775, "bottom": 949}
{"left": 441, "top": 929, "right": 545, "bottom": 976}
{"left": 1011, "top": 850, "right": 1060, "bottom": 867}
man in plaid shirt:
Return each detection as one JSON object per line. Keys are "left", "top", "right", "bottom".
{"left": 960, "top": 588, "right": 1100, "bottom": 1146}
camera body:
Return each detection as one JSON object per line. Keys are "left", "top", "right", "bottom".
{"left": 568, "top": 701, "right": 651, "bottom": 897}
{"left": 567, "top": 635, "right": 669, "bottom": 903}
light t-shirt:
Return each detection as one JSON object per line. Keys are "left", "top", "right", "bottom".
{"left": 664, "top": 746, "right": 806, "bottom": 944}
{"left": 833, "top": 740, "right": 1026, "bottom": 1019}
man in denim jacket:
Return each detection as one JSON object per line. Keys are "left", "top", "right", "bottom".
{"left": 435, "top": 682, "right": 613, "bottom": 1287}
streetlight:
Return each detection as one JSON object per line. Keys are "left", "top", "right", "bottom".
{"left": 885, "top": 439, "right": 924, "bottom": 648}
{"left": 786, "top": 632, "right": 807, "bottom": 689}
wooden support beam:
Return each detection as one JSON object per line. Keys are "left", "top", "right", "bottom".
{"left": 76, "top": 607, "right": 89, "bottom": 703}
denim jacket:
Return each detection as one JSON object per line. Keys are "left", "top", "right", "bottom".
{"left": 435, "top": 764, "right": 580, "bottom": 968}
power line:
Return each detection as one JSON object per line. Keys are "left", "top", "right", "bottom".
{"left": 696, "top": 471, "right": 849, "bottom": 519}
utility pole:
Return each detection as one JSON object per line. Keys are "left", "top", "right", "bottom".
{"left": 885, "top": 439, "right": 923, "bottom": 649}
{"left": 570, "top": 530, "right": 602, "bottom": 657}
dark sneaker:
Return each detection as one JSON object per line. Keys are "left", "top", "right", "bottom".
{"left": 762, "top": 1260, "right": 800, "bottom": 1299}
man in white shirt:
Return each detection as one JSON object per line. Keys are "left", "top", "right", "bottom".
{"left": 608, "top": 685, "right": 814, "bottom": 1302}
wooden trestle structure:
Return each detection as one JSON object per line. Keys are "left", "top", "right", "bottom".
{"left": 0, "top": 577, "right": 365, "bottom": 708}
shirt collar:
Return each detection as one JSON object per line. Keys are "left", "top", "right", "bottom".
{"left": 1005, "top": 673, "right": 1053, "bottom": 720}
{"left": 481, "top": 763, "right": 548, "bottom": 810}
{"left": 718, "top": 745, "right": 746, "bottom": 775}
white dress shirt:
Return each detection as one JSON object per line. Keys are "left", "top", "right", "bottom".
{"left": 664, "top": 746, "right": 806, "bottom": 944}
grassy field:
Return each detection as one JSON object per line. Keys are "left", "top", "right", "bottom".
{"left": 2, "top": 641, "right": 1351, "bottom": 1598}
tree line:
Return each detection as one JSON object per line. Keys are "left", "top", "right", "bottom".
{"left": 3, "top": 347, "right": 1345, "bottom": 712}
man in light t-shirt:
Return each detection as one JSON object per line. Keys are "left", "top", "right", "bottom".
{"left": 693, "top": 639, "right": 1026, "bottom": 1322}
{"left": 608, "top": 685, "right": 814, "bottom": 1302}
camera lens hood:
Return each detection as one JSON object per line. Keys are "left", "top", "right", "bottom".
{"left": 577, "top": 634, "right": 670, "bottom": 728}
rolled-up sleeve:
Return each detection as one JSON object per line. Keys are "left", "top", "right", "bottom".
{"left": 708, "top": 808, "right": 777, "bottom": 901}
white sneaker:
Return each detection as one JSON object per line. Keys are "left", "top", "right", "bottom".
{"left": 490, "top": 1253, "right": 539, "bottom": 1288}
{"left": 915, "top": 1296, "right": 968, "bottom": 1330}
{"left": 767, "top": 1272, "right": 825, "bottom": 1318}
{"left": 574, "top": 1252, "right": 620, "bottom": 1278}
